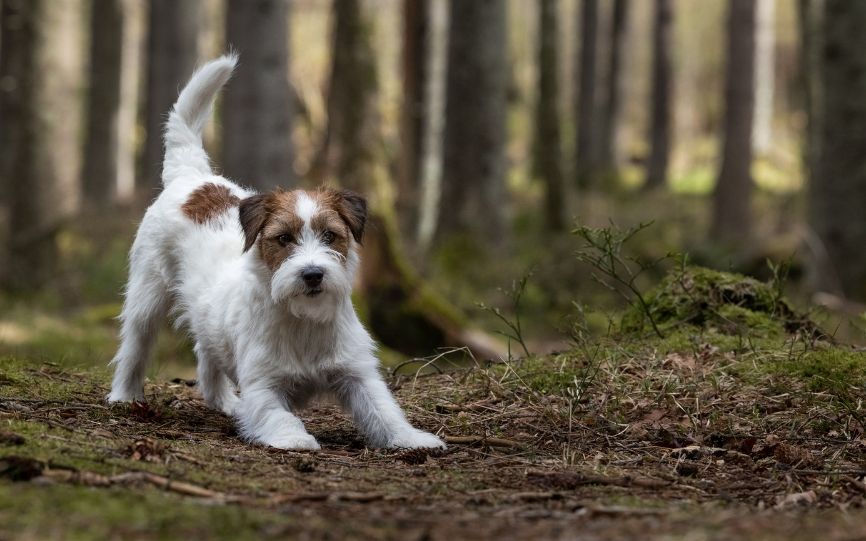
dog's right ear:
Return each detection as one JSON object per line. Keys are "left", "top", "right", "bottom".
{"left": 239, "top": 194, "right": 269, "bottom": 252}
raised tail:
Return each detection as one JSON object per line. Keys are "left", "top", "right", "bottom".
{"left": 162, "top": 54, "right": 238, "bottom": 186}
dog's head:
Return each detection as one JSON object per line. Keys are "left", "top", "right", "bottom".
{"left": 239, "top": 188, "right": 366, "bottom": 322}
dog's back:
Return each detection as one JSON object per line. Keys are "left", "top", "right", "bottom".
{"left": 108, "top": 56, "right": 250, "bottom": 402}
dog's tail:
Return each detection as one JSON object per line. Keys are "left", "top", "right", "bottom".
{"left": 162, "top": 54, "right": 238, "bottom": 186}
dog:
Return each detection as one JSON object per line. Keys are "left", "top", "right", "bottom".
{"left": 107, "top": 55, "right": 445, "bottom": 451}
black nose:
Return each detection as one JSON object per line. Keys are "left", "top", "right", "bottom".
{"left": 301, "top": 267, "right": 324, "bottom": 287}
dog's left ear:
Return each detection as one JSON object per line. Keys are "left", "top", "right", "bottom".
{"left": 335, "top": 190, "right": 367, "bottom": 243}
{"left": 239, "top": 194, "right": 269, "bottom": 252}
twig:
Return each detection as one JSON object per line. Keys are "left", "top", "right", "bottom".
{"left": 444, "top": 435, "right": 523, "bottom": 448}
{"left": 267, "top": 491, "right": 385, "bottom": 505}
{"left": 580, "top": 505, "right": 667, "bottom": 517}
{"left": 109, "top": 472, "right": 225, "bottom": 498}
{"left": 41, "top": 469, "right": 226, "bottom": 499}
{"left": 527, "top": 470, "right": 670, "bottom": 489}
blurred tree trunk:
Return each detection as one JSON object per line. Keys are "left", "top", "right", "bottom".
{"left": 397, "top": 0, "right": 430, "bottom": 235}
{"left": 0, "top": 0, "right": 82, "bottom": 291}
{"left": 437, "top": 0, "right": 508, "bottom": 248}
{"left": 574, "top": 0, "right": 598, "bottom": 188}
{"left": 141, "top": 0, "right": 199, "bottom": 193}
{"left": 81, "top": 0, "right": 124, "bottom": 209}
{"left": 711, "top": 0, "right": 756, "bottom": 246}
{"left": 532, "top": 0, "right": 566, "bottom": 231}
{"left": 644, "top": 0, "right": 673, "bottom": 190}
{"left": 798, "top": 0, "right": 821, "bottom": 189}
{"left": 115, "top": 0, "right": 142, "bottom": 204}
{"left": 223, "top": 0, "right": 294, "bottom": 190}
{"left": 752, "top": 0, "right": 775, "bottom": 156}
{"left": 415, "top": 0, "right": 447, "bottom": 252}
{"left": 597, "top": 0, "right": 629, "bottom": 177}
{"left": 318, "top": 0, "right": 501, "bottom": 360}
{"left": 312, "top": 0, "right": 378, "bottom": 193}
{"left": 811, "top": 1, "right": 866, "bottom": 299}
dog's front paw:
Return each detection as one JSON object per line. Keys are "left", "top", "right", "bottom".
{"left": 264, "top": 432, "right": 321, "bottom": 451}
{"left": 106, "top": 389, "right": 143, "bottom": 403}
{"left": 388, "top": 430, "right": 446, "bottom": 450}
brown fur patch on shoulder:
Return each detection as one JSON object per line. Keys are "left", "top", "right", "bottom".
{"left": 182, "top": 183, "right": 241, "bottom": 224}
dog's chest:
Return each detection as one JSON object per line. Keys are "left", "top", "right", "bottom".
{"left": 265, "top": 319, "right": 341, "bottom": 372}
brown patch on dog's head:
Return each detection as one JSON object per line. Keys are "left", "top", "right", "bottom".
{"left": 314, "top": 188, "right": 367, "bottom": 244}
{"left": 239, "top": 188, "right": 368, "bottom": 271}
{"left": 239, "top": 190, "right": 303, "bottom": 272}
{"left": 182, "top": 183, "right": 240, "bottom": 224}
{"left": 257, "top": 191, "right": 304, "bottom": 272}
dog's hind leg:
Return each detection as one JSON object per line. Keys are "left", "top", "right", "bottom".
{"left": 107, "top": 264, "right": 170, "bottom": 402}
{"left": 195, "top": 343, "right": 239, "bottom": 416}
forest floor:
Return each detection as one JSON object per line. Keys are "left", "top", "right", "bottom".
{"left": 3, "top": 267, "right": 866, "bottom": 540}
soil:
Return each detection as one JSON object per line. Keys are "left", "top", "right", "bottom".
{"left": 2, "top": 349, "right": 866, "bottom": 541}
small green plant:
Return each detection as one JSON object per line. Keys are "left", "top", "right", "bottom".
{"left": 767, "top": 256, "right": 793, "bottom": 311}
{"left": 572, "top": 222, "right": 670, "bottom": 338}
{"left": 477, "top": 272, "right": 532, "bottom": 359}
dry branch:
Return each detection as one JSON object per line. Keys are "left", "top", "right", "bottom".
{"left": 444, "top": 435, "right": 522, "bottom": 448}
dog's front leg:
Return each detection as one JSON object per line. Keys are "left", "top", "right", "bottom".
{"left": 235, "top": 382, "right": 320, "bottom": 450}
{"left": 335, "top": 369, "right": 445, "bottom": 449}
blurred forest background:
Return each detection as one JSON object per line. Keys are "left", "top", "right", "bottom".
{"left": 0, "top": 0, "right": 863, "bottom": 374}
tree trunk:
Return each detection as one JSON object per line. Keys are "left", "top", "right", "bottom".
{"left": 141, "top": 0, "right": 199, "bottom": 192}
{"left": 81, "top": 0, "right": 124, "bottom": 209}
{"left": 0, "top": 0, "right": 83, "bottom": 291}
{"left": 115, "top": 0, "right": 143, "bottom": 204}
{"left": 574, "top": 0, "right": 599, "bottom": 188}
{"left": 597, "top": 0, "right": 629, "bottom": 177}
{"left": 644, "top": 0, "right": 673, "bottom": 190}
{"left": 397, "top": 0, "right": 430, "bottom": 236}
{"left": 798, "top": 0, "right": 821, "bottom": 192}
{"left": 710, "top": 0, "right": 756, "bottom": 246}
{"left": 415, "top": 0, "right": 448, "bottom": 252}
{"left": 223, "top": 0, "right": 294, "bottom": 191}
{"left": 532, "top": 0, "right": 566, "bottom": 231}
{"left": 437, "top": 0, "right": 508, "bottom": 249}
{"left": 752, "top": 0, "right": 775, "bottom": 156}
{"left": 317, "top": 0, "right": 502, "bottom": 360}
{"left": 811, "top": 0, "right": 866, "bottom": 299}
{"left": 311, "top": 0, "right": 379, "bottom": 193}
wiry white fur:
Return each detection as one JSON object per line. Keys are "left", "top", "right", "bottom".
{"left": 107, "top": 56, "right": 444, "bottom": 451}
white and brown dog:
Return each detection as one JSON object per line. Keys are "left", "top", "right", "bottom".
{"left": 107, "top": 55, "right": 445, "bottom": 451}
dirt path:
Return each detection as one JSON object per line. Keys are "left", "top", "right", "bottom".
{"left": 2, "top": 352, "right": 866, "bottom": 540}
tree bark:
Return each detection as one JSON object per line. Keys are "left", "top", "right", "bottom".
{"left": 415, "top": 0, "right": 448, "bottom": 252}
{"left": 597, "top": 0, "right": 629, "bottom": 177}
{"left": 811, "top": 0, "right": 866, "bottom": 299}
{"left": 141, "top": 0, "right": 199, "bottom": 192}
{"left": 710, "top": 0, "right": 756, "bottom": 246}
{"left": 223, "top": 0, "right": 294, "bottom": 191}
{"left": 397, "top": 0, "right": 430, "bottom": 235}
{"left": 532, "top": 0, "right": 566, "bottom": 231}
{"left": 798, "top": 0, "right": 820, "bottom": 192}
{"left": 437, "top": 0, "right": 508, "bottom": 249}
{"left": 752, "top": 0, "right": 775, "bottom": 156}
{"left": 81, "top": 0, "right": 124, "bottom": 208}
{"left": 644, "top": 0, "right": 673, "bottom": 190}
{"left": 574, "top": 0, "right": 599, "bottom": 188}
{"left": 317, "top": 0, "right": 502, "bottom": 360}
{"left": 311, "top": 0, "right": 379, "bottom": 193}
{"left": 0, "top": 0, "right": 83, "bottom": 291}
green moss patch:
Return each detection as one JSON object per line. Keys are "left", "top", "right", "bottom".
{"left": 620, "top": 266, "right": 822, "bottom": 339}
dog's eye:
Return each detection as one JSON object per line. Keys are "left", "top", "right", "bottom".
{"left": 277, "top": 234, "right": 294, "bottom": 246}
{"left": 321, "top": 230, "right": 335, "bottom": 245}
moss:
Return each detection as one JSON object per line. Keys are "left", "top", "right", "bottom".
{"left": 768, "top": 347, "right": 866, "bottom": 395}
{"left": 0, "top": 483, "right": 309, "bottom": 541}
{"left": 620, "top": 265, "right": 819, "bottom": 339}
